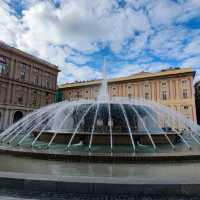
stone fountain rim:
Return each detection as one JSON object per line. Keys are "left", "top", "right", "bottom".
{"left": 1, "top": 146, "right": 200, "bottom": 163}
{"left": 0, "top": 170, "right": 200, "bottom": 196}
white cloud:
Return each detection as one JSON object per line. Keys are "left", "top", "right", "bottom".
{"left": 110, "top": 62, "right": 171, "bottom": 78}
{"left": 0, "top": 0, "right": 200, "bottom": 84}
{"left": 61, "top": 63, "right": 101, "bottom": 83}
{"left": 68, "top": 54, "right": 91, "bottom": 65}
{"left": 148, "top": 27, "right": 188, "bottom": 60}
{"left": 176, "top": 0, "right": 200, "bottom": 22}
{"left": 182, "top": 56, "right": 200, "bottom": 68}
{"left": 0, "top": 1, "right": 22, "bottom": 45}
{"left": 6, "top": 0, "right": 152, "bottom": 82}
{"left": 4, "top": 0, "right": 151, "bottom": 54}
{"left": 183, "top": 35, "right": 200, "bottom": 56}
{"left": 147, "top": 0, "right": 182, "bottom": 26}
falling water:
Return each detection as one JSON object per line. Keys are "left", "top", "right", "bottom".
{"left": 1, "top": 61, "right": 200, "bottom": 154}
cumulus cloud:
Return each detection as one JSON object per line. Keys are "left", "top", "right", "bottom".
{"left": 147, "top": 0, "right": 182, "bottom": 26}
{"left": 110, "top": 62, "right": 171, "bottom": 78}
{"left": 0, "top": 0, "right": 22, "bottom": 45}
{"left": 0, "top": 0, "right": 200, "bottom": 83}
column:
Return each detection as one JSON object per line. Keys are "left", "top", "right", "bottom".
{"left": 157, "top": 81, "right": 160, "bottom": 101}
{"left": 9, "top": 58, "right": 16, "bottom": 79}
{"left": 172, "top": 80, "right": 176, "bottom": 99}
{"left": 25, "top": 87, "right": 30, "bottom": 107}
{"left": 2, "top": 109, "right": 11, "bottom": 130}
{"left": 1, "top": 109, "right": 5, "bottom": 130}
{"left": 11, "top": 84, "right": 16, "bottom": 105}
{"left": 6, "top": 83, "right": 12, "bottom": 104}
{"left": 29, "top": 64, "right": 33, "bottom": 84}
{"left": 154, "top": 82, "right": 157, "bottom": 101}
{"left": 176, "top": 79, "right": 180, "bottom": 100}
{"left": 40, "top": 70, "right": 44, "bottom": 88}
{"left": 151, "top": 82, "right": 154, "bottom": 100}
{"left": 168, "top": 80, "right": 171, "bottom": 100}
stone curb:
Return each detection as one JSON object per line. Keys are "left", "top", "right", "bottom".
{"left": 1, "top": 146, "right": 200, "bottom": 163}
{"left": 0, "top": 172, "right": 199, "bottom": 196}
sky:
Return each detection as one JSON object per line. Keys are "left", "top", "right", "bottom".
{"left": 0, "top": 0, "right": 200, "bottom": 84}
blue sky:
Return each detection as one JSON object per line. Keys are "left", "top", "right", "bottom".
{"left": 0, "top": 0, "right": 200, "bottom": 84}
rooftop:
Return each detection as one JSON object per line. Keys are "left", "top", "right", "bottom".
{"left": 0, "top": 41, "right": 59, "bottom": 71}
{"left": 59, "top": 67, "right": 195, "bottom": 89}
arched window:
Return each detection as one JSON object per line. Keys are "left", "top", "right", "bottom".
{"left": 13, "top": 111, "right": 23, "bottom": 123}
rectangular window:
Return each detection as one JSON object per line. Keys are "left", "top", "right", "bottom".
{"left": 182, "top": 79, "right": 188, "bottom": 87}
{"left": 183, "top": 89, "right": 188, "bottom": 99}
{"left": 0, "top": 56, "right": 9, "bottom": 76}
{"left": 76, "top": 91, "right": 82, "bottom": 99}
{"left": 17, "top": 96, "right": 23, "bottom": 104}
{"left": 182, "top": 105, "right": 190, "bottom": 114}
{"left": 162, "top": 91, "right": 167, "bottom": 100}
{"left": 32, "top": 91, "right": 37, "bottom": 106}
{"left": 45, "top": 92, "right": 49, "bottom": 104}
{"left": 112, "top": 87, "right": 117, "bottom": 96}
{"left": 20, "top": 63, "right": 27, "bottom": 81}
{"left": 46, "top": 77, "right": 51, "bottom": 89}
{"left": 128, "top": 85, "right": 132, "bottom": 94}
{"left": 145, "top": 92, "right": 150, "bottom": 99}
{"left": 33, "top": 68, "right": 39, "bottom": 85}
{"left": 144, "top": 84, "right": 149, "bottom": 88}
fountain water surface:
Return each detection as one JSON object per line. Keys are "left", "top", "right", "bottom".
{"left": 1, "top": 63, "right": 200, "bottom": 156}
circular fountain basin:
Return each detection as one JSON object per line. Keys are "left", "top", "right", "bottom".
{"left": 1, "top": 97, "right": 200, "bottom": 160}
{"left": 1, "top": 73, "right": 200, "bottom": 197}
{"left": 0, "top": 154, "right": 200, "bottom": 196}
{"left": 0, "top": 147, "right": 199, "bottom": 197}
{"left": 33, "top": 131, "right": 180, "bottom": 145}
{"left": 0, "top": 135, "right": 199, "bottom": 163}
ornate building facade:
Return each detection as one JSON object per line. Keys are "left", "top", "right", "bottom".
{"left": 60, "top": 67, "right": 196, "bottom": 122}
{"left": 0, "top": 41, "right": 59, "bottom": 131}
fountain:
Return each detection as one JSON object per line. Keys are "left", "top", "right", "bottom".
{"left": 0, "top": 62, "right": 200, "bottom": 162}
{"left": 1, "top": 63, "right": 200, "bottom": 197}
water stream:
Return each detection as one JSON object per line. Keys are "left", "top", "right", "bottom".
{"left": 1, "top": 62, "right": 200, "bottom": 154}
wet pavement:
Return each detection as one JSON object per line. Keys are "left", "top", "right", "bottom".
{"left": 0, "top": 189, "right": 199, "bottom": 200}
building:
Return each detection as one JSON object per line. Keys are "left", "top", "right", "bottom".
{"left": 0, "top": 41, "right": 59, "bottom": 131}
{"left": 195, "top": 81, "right": 200, "bottom": 124}
{"left": 59, "top": 67, "right": 196, "bottom": 122}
